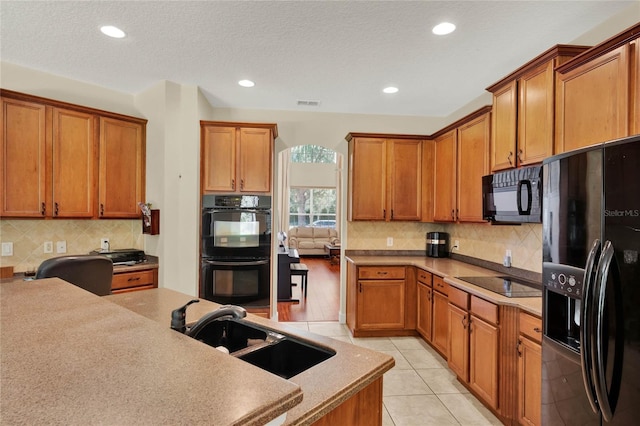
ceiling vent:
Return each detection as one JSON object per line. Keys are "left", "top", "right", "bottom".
{"left": 297, "top": 100, "right": 321, "bottom": 107}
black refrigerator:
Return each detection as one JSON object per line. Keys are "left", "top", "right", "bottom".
{"left": 541, "top": 135, "right": 640, "bottom": 425}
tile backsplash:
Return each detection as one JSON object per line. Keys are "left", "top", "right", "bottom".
{"left": 0, "top": 219, "right": 143, "bottom": 273}
{"left": 347, "top": 221, "right": 542, "bottom": 273}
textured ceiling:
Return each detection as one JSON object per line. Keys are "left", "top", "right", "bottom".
{"left": 0, "top": 1, "right": 636, "bottom": 117}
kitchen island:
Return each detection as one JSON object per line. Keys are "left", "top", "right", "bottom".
{"left": 1, "top": 278, "right": 394, "bottom": 425}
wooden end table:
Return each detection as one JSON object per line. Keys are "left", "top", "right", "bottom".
{"left": 324, "top": 243, "right": 341, "bottom": 265}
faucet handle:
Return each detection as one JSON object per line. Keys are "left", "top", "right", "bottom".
{"left": 171, "top": 299, "right": 199, "bottom": 333}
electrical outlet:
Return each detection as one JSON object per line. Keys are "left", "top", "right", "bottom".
{"left": 386, "top": 237, "right": 393, "bottom": 247}
{"left": 100, "top": 238, "right": 110, "bottom": 251}
{"left": 56, "top": 240, "right": 67, "bottom": 254}
{"left": 1, "top": 242, "right": 13, "bottom": 256}
{"left": 44, "top": 241, "right": 53, "bottom": 253}
{"left": 453, "top": 240, "right": 460, "bottom": 250}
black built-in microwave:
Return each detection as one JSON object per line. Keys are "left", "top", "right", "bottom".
{"left": 482, "top": 165, "right": 542, "bottom": 224}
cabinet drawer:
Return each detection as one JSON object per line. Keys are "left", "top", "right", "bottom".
{"left": 358, "top": 266, "right": 405, "bottom": 280}
{"left": 433, "top": 275, "right": 449, "bottom": 295}
{"left": 519, "top": 311, "right": 542, "bottom": 343}
{"left": 417, "top": 269, "right": 432, "bottom": 286}
{"left": 471, "top": 296, "right": 498, "bottom": 324}
{"left": 112, "top": 269, "right": 155, "bottom": 290}
{"left": 448, "top": 286, "right": 469, "bottom": 309}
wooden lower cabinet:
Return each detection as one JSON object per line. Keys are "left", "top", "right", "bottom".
{"left": 448, "top": 303, "right": 469, "bottom": 380}
{"left": 312, "top": 377, "right": 383, "bottom": 426}
{"left": 416, "top": 281, "right": 433, "bottom": 341}
{"left": 431, "top": 275, "right": 449, "bottom": 357}
{"left": 357, "top": 279, "right": 405, "bottom": 330}
{"left": 469, "top": 314, "right": 499, "bottom": 409}
{"left": 518, "top": 311, "right": 542, "bottom": 426}
{"left": 111, "top": 268, "right": 158, "bottom": 294}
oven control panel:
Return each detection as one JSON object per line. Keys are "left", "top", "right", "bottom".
{"left": 542, "top": 262, "right": 584, "bottom": 298}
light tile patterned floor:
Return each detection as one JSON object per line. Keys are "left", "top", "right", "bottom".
{"left": 284, "top": 321, "right": 502, "bottom": 426}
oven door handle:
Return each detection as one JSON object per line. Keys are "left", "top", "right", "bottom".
{"left": 204, "top": 259, "right": 269, "bottom": 267}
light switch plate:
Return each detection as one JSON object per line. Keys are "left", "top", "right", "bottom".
{"left": 1, "top": 242, "right": 13, "bottom": 256}
{"left": 56, "top": 241, "right": 67, "bottom": 254}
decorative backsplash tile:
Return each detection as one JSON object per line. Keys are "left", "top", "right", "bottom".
{"left": 0, "top": 219, "right": 143, "bottom": 273}
{"left": 346, "top": 221, "right": 542, "bottom": 273}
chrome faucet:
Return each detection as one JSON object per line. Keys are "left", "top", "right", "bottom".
{"left": 170, "top": 299, "right": 247, "bottom": 338}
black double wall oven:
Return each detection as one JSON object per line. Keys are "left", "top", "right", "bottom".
{"left": 201, "top": 195, "right": 271, "bottom": 307}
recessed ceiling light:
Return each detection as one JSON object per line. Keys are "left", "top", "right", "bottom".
{"left": 100, "top": 25, "right": 126, "bottom": 38}
{"left": 238, "top": 80, "right": 255, "bottom": 88}
{"left": 383, "top": 87, "right": 399, "bottom": 94}
{"left": 432, "top": 22, "right": 456, "bottom": 35}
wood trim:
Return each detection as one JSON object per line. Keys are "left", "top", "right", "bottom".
{"left": 486, "top": 45, "right": 590, "bottom": 92}
{"left": 345, "top": 132, "right": 429, "bottom": 142}
{"left": 556, "top": 22, "right": 640, "bottom": 74}
{"left": 430, "top": 105, "right": 492, "bottom": 139}
{"left": 0, "top": 89, "right": 147, "bottom": 124}
{"left": 498, "top": 305, "right": 519, "bottom": 425}
{"left": 199, "top": 120, "right": 278, "bottom": 138}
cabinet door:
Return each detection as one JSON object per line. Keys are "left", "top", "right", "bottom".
{"left": 98, "top": 117, "right": 145, "bottom": 218}
{"left": 518, "top": 61, "right": 554, "bottom": 165}
{"left": 350, "top": 138, "right": 386, "bottom": 220}
{"left": 518, "top": 336, "right": 542, "bottom": 426}
{"left": 447, "top": 303, "right": 469, "bottom": 381}
{"left": 416, "top": 282, "right": 433, "bottom": 341}
{"left": 238, "top": 127, "right": 272, "bottom": 193}
{"left": 202, "top": 126, "right": 236, "bottom": 192}
{"left": 0, "top": 97, "right": 48, "bottom": 217}
{"left": 457, "top": 113, "right": 489, "bottom": 222}
{"left": 432, "top": 289, "right": 449, "bottom": 357}
{"left": 52, "top": 108, "right": 96, "bottom": 218}
{"left": 388, "top": 139, "right": 421, "bottom": 221}
{"left": 469, "top": 315, "right": 499, "bottom": 409}
{"left": 631, "top": 39, "right": 639, "bottom": 136}
{"left": 491, "top": 80, "right": 517, "bottom": 171}
{"left": 433, "top": 130, "right": 457, "bottom": 222}
{"left": 356, "top": 279, "right": 405, "bottom": 330}
{"left": 556, "top": 45, "right": 629, "bottom": 153}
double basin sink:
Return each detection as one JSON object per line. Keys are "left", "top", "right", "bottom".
{"left": 188, "top": 318, "right": 336, "bottom": 379}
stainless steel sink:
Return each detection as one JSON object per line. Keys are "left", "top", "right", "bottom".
{"left": 189, "top": 319, "right": 336, "bottom": 379}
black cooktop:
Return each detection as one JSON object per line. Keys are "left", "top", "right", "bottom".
{"left": 455, "top": 276, "right": 542, "bottom": 298}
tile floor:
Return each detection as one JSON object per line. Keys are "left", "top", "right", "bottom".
{"left": 283, "top": 321, "right": 502, "bottom": 426}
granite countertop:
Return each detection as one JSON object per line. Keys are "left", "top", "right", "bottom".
{"left": 107, "top": 289, "right": 395, "bottom": 425}
{"left": 1, "top": 279, "right": 394, "bottom": 425}
{"left": 346, "top": 255, "right": 542, "bottom": 316}
{"left": 0, "top": 279, "right": 300, "bottom": 425}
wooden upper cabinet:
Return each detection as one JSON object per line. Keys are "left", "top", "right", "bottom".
{"left": 433, "top": 130, "right": 457, "bottom": 222}
{"left": 347, "top": 134, "right": 423, "bottom": 221}
{"left": 200, "top": 122, "right": 275, "bottom": 194}
{"left": 433, "top": 108, "right": 490, "bottom": 223}
{"left": 53, "top": 108, "right": 97, "bottom": 218}
{"left": 556, "top": 44, "right": 630, "bottom": 152}
{"left": 98, "top": 117, "right": 145, "bottom": 218}
{"left": 487, "top": 45, "right": 589, "bottom": 171}
{"left": 457, "top": 113, "right": 490, "bottom": 222}
{"left": 1, "top": 97, "right": 48, "bottom": 217}
{"left": 490, "top": 80, "right": 518, "bottom": 171}
{"left": 555, "top": 24, "right": 640, "bottom": 152}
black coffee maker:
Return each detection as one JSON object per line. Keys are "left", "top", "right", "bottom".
{"left": 426, "top": 232, "right": 449, "bottom": 258}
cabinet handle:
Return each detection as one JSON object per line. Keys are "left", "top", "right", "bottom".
{"left": 54, "top": 202, "right": 59, "bottom": 216}
{"left": 41, "top": 202, "right": 46, "bottom": 216}
{"left": 377, "top": 271, "right": 388, "bottom": 275}
{"left": 517, "top": 339, "right": 522, "bottom": 357}
{"left": 462, "top": 315, "right": 468, "bottom": 328}
{"left": 100, "top": 203, "right": 104, "bottom": 216}
{"left": 383, "top": 209, "right": 386, "bottom": 219}
{"left": 533, "top": 327, "right": 542, "bottom": 333}
{"left": 240, "top": 179, "right": 244, "bottom": 190}
{"left": 231, "top": 179, "right": 235, "bottom": 190}
{"left": 508, "top": 151, "right": 513, "bottom": 165}
{"left": 359, "top": 283, "right": 362, "bottom": 293}
{"left": 391, "top": 209, "right": 394, "bottom": 219}
{"left": 518, "top": 148, "right": 524, "bottom": 163}
{"left": 128, "top": 277, "right": 141, "bottom": 282}
{"left": 455, "top": 209, "right": 459, "bottom": 221}
{"left": 451, "top": 209, "right": 455, "bottom": 219}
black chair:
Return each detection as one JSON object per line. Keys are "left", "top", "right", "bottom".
{"left": 35, "top": 255, "right": 113, "bottom": 296}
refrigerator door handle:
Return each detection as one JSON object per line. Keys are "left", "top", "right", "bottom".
{"left": 592, "top": 241, "right": 624, "bottom": 422}
{"left": 581, "top": 239, "right": 601, "bottom": 414}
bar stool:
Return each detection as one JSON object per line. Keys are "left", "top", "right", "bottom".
{"left": 290, "top": 263, "right": 309, "bottom": 298}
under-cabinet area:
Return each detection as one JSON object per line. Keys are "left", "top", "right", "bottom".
{"left": 346, "top": 255, "right": 542, "bottom": 426}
